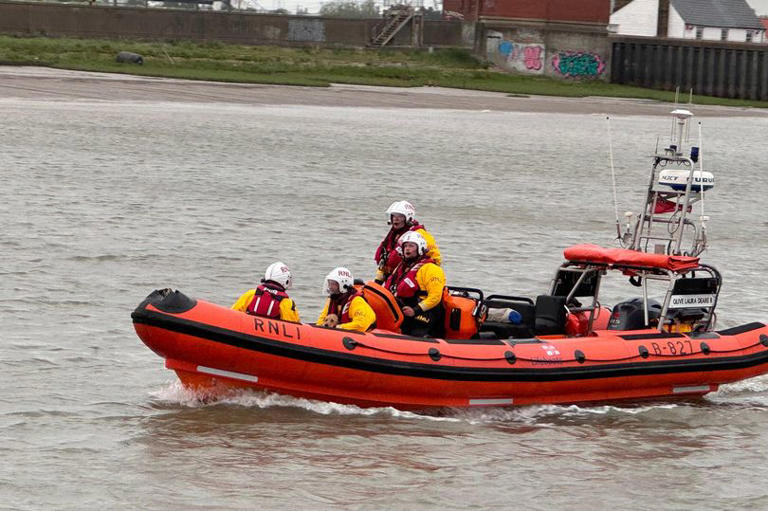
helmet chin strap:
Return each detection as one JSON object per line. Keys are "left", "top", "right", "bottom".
{"left": 330, "top": 288, "right": 350, "bottom": 298}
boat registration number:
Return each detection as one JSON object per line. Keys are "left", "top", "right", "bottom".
{"left": 650, "top": 340, "right": 694, "bottom": 356}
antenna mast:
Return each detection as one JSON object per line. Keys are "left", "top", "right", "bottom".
{"left": 628, "top": 109, "right": 713, "bottom": 257}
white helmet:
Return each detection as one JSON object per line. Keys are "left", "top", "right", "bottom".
{"left": 398, "top": 231, "right": 428, "bottom": 257}
{"left": 263, "top": 261, "right": 293, "bottom": 290}
{"left": 323, "top": 267, "right": 354, "bottom": 296}
{"left": 386, "top": 200, "right": 416, "bottom": 225}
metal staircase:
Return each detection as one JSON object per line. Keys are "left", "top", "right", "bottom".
{"left": 370, "top": 6, "right": 421, "bottom": 47}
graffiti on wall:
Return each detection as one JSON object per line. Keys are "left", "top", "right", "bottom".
{"left": 491, "top": 39, "right": 545, "bottom": 74}
{"left": 487, "top": 30, "right": 606, "bottom": 79}
{"left": 287, "top": 19, "right": 325, "bottom": 42}
{"left": 551, "top": 51, "right": 605, "bottom": 78}
{"left": 499, "top": 41, "right": 544, "bottom": 71}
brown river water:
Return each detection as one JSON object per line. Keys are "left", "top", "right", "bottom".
{"left": 3, "top": 74, "right": 768, "bottom": 509}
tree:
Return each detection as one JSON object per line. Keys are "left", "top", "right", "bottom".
{"left": 319, "top": 0, "right": 379, "bottom": 18}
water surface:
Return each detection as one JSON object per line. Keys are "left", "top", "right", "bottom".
{"left": 2, "top": 97, "right": 768, "bottom": 509}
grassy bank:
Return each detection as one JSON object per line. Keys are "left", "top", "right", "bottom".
{"left": 2, "top": 35, "right": 767, "bottom": 108}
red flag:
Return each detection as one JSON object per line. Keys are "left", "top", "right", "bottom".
{"left": 654, "top": 198, "right": 691, "bottom": 214}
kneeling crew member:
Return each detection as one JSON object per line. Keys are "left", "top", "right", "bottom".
{"left": 232, "top": 261, "right": 300, "bottom": 322}
{"left": 375, "top": 200, "right": 442, "bottom": 284}
{"left": 386, "top": 231, "right": 446, "bottom": 337}
{"left": 316, "top": 267, "right": 376, "bottom": 333}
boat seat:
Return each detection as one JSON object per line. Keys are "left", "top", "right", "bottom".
{"left": 534, "top": 295, "right": 568, "bottom": 335}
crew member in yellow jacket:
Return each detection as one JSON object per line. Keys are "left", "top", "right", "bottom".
{"left": 385, "top": 231, "right": 446, "bottom": 337}
{"left": 232, "top": 262, "right": 300, "bottom": 322}
{"left": 316, "top": 267, "right": 376, "bottom": 333}
{"left": 374, "top": 200, "right": 441, "bottom": 283}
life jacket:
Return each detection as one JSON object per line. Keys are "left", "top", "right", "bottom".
{"left": 246, "top": 282, "right": 289, "bottom": 319}
{"left": 327, "top": 290, "right": 364, "bottom": 324}
{"left": 386, "top": 256, "right": 435, "bottom": 300}
{"left": 375, "top": 221, "right": 426, "bottom": 274}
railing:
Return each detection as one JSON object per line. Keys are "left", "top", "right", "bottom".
{"left": 370, "top": 6, "right": 420, "bottom": 47}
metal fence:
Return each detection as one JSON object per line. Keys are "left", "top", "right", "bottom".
{"left": 611, "top": 36, "right": 768, "bottom": 101}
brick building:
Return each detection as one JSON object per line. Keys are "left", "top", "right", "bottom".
{"left": 442, "top": 0, "right": 610, "bottom": 24}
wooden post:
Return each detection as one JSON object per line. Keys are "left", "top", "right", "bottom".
{"left": 747, "top": 51, "right": 758, "bottom": 100}
{"left": 695, "top": 45, "right": 705, "bottom": 96}
{"left": 727, "top": 48, "right": 737, "bottom": 98}
{"left": 760, "top": 51, "right": 768, "bottom": 100}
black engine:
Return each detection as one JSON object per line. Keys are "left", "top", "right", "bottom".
{"left": 607, "top": 297, "right": 662, "bottom": 330}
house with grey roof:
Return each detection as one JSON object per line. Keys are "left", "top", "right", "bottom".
{"left": 610, "top": 0, "right": 765, "bottom": 42}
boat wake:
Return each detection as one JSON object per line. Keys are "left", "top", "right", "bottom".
{"left": 147, "top": 380, "right": 768, "bottom": 424}
{"left": 704, "top": 377, "right": 768, "bottom": 407}
{"left": 712, "top": 378, "right": 768, "bottom": 395}
{"left": 148, "top": 381, "right": 461, "bottom": 422}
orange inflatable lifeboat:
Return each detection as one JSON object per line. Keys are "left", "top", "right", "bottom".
{"left": 133, "top": 108, "right": 766, "bottom": 410}
{"left": 132, "top": 245, "right": 768, "bottom": 410}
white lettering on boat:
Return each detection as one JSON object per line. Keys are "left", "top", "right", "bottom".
{"left": 668, "top": 294, "right": 715, "bottom": 308}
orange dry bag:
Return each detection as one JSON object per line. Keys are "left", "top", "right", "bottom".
{"left": 361, "top": 281, "right": 404, "bottom": 333}
{"left": 443, "top": 289, "right": 481, "bottom": 339}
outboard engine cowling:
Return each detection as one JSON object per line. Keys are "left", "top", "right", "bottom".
{"left": 607, "top": 298, "right": 661, "bottom": 330}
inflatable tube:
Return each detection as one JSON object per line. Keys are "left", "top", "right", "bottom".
{"left": 132, "top": 289, "right": 768, "bottom": 410}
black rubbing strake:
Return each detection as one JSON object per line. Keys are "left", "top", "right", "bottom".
{"left": 132, "top": 308, "right": 768, "bottom": 382}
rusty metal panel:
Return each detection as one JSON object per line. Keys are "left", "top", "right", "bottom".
{"left": 481, "top": 0, "right": 611, "bottom": 24}
{"left": 610, "top": 35, "right": 768, "bottom": 100}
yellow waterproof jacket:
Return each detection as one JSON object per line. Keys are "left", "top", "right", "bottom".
{"left": 231, "top": 289, "right": 301, "bottom": 323}
{"left": 316, "top": 295, "right": 376, "bottom": 332}
{"left": 413, "top": 262, "right": 447, "bottom": 312}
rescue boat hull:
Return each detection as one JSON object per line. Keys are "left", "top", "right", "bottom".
{"left": 132, "top": 290, "right": 768, "bottom": 410}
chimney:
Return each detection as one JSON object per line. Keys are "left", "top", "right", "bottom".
{"left": 657, "top": 0, "right": 670, "bottom": 37}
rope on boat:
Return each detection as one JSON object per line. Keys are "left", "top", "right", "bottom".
{"left": 344, "top": 336, "right": 768, "bottom": 365}
{"left": 344, "top": 339, "right": 435, "bottom": 357}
